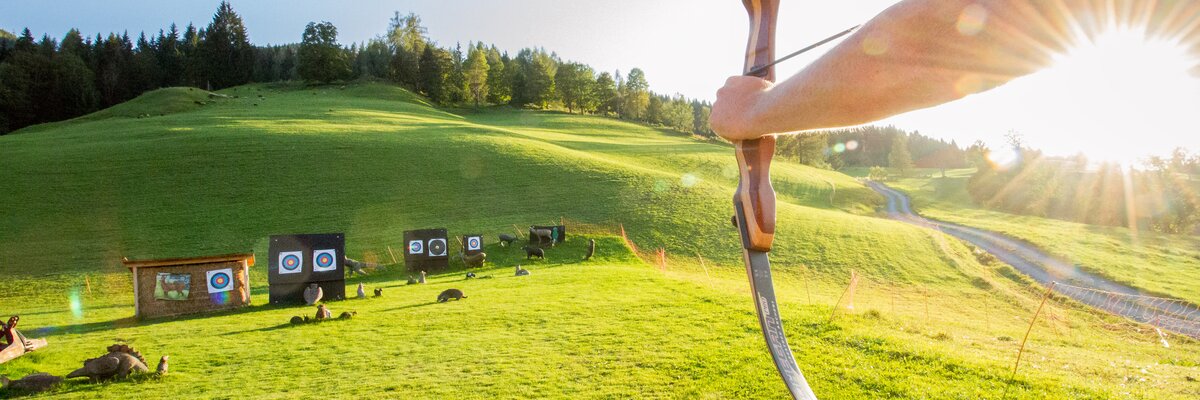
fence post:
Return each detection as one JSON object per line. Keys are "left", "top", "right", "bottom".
{"left": 1004, "top": 282, "right": 1057, "bottom": 399}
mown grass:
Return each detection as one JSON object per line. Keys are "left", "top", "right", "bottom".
{"left": 885, "top": 169, "right": 1200, "bottom": 305}
{"left": 1, "top": 83, "right": 1197, "bottom": 398}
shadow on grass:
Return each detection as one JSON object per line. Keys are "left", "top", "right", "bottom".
{"left": 383, "top": 301, "right": 439, "bottom": 312}
{"left": 218, "top": 314, "right": 358, "bottom": 336}
{"left": 28, "top": 303, "right": 296, "bottom": 339}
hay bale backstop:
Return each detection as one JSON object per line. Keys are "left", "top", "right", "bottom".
{"left": 123, "top": 253, "right": 254, "bottom": 319}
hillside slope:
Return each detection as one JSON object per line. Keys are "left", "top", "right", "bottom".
{"left": 1, "top": 83, "right": 1196, "bottom": 399}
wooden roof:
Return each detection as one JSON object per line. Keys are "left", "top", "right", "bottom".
{"left": 123, "top": 253, "right": 255, "bottom": 269}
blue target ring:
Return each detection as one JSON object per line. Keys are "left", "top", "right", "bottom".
{"left": 409, "top": 241, "right": 423, "bottom": 254}
{"left": 316, "top": 253, "right": 334, "bottom": 268}
{"left": 210, "top": 272, "right": 231, "bottom": 290}
{"left": 282, "top": 254, "right": 301, "bottom": 271}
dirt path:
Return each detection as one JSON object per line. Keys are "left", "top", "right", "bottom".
{"left": 867, "top": 181, "right": 1200, "bottom": 338}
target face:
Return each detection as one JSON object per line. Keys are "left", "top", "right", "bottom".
{"left": 466, "top": 236, "right": 482, "bottom": 251}
{"left": 278, "top": 251, "right": 303, "bottom": 274}
{"left": 408, "top": 240, "right": 424, "bottom": 255}
{"left": 428, "top": 238, "right": 447, "bottom": 257}
{"left": 207, "top": 268, "right": 234, "bottom": 293}
{"left": 313, "top": 249, "right": 337, "bottom": 272}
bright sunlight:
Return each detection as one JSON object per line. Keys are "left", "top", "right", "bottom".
{"left": 1027, "top": 28, "right": 1200, "bottom": 165}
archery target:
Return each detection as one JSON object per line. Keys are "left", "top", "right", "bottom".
{"left": 278, "top": 251, "right": 303, "bottom": 274}
{"left": 313, "top": 249, "right": 337, "bottom": 272}
{"left": 466, "top": 236, "right": 482, "bottom": 251}
{"left": 428, "top": 238, "right": 447, "bottom": 257}
{"left": 207, "top": 268, "right": 234, "bottom": 293}
{"left": 408, "top": 240, "right": 424, "bottom": 255}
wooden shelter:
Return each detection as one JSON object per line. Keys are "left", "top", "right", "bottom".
{"left": 123, "top": 253, "right": 254, "bottom": 319}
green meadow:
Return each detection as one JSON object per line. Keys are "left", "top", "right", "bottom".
{"left": 885, "top": 169, "right": 1200, "bottom": 306}
{"left": 1, "top": 83, "right": 1197, "bottom": 399}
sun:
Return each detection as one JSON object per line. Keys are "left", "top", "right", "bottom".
{"left": 1023, "top": 27, "right": 1200, "bottom": 166}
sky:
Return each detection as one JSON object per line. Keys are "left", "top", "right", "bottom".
{"left": 5, "top": 0, "right": 1199, "bottom": 164}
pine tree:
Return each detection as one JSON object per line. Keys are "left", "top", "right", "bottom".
{"left": 446, "top": 43, "right": 466, "bottom": 103}
{"left": 199, "top": 1, "right": 254, "bottom": 89}
{"left": 418, "top": 45, "right": 447, "bottom": 103}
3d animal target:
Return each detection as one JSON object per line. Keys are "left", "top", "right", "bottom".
{"left": 278, "top": 251, "right": 303, "bottom": 274}
{"left": 206, "top": 268, "right": 235, "bottom": 293}
{"left": 312, "top": 249, "right": 337, "bottom": 272}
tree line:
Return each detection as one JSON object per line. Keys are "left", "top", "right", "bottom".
{"left": 774, "top": 125, "right": 969, "bottom": 174}
{"left": 966, "top": 136, "right": 1199, "bottom": 234}
{"left": 0, "top": 3, "right": 713, "bottom": 136}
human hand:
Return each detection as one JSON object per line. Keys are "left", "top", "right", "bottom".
{"left": 710, "top": 75, "right": 775, "bottom": 141}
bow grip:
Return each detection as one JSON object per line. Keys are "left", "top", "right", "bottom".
{"left": 734, "top": 136, "right": 776, "bottom": 251}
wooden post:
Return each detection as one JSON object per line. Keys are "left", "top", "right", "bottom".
{"left": 84, "top": 274, "right": 92, "bottom": 294}
{"left": 698, "top": 254, "right": 715, "bottom": 290}
{"left": 1004, "top": 282, "right": 1057, "bottom": 399}
{"left": 828, "top": 272, "right": 855, "bottom": 324}
{"left": 803, "top": 265, "right": 812, "bottom": 305}
{"left": 386, "top": 246, "right": 398, "bottom": 264}
{"left": 923, "top": 287, "right": 930, "bottom": 325}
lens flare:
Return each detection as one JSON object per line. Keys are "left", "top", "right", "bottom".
{"left": 69, "top": 288, "right": 84, "bottom": 320}
{"left": 680, "top": 173, "right": 699, "bottom": 188}
{"left": 211, "top": 291, "right": 231, "bottom": 306}
{"left": 832, "top": 143, "right": 846, "bottom": 153}
{"left": 987, "top": 146, "right": 1021, "bottom": 169}
{"left": 846, "top": 140, "right": 859, "bottom": 151}
{"left": 956, "top": 4, "right": 987, "bottom": 36}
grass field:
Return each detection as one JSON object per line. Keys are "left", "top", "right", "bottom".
{"left": 883, "top": 169, "right": 1200, "bottom": 306}
{"left": 2, "top": 83, "right": 1198, "bottom": 398}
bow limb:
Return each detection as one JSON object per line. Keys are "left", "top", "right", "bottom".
{"left": 735, "top": 1, "right": 817, "bottom": 399}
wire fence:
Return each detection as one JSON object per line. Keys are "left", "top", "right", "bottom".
{"left": 1052, "top": 282, "right": 1200, "bottom": 339}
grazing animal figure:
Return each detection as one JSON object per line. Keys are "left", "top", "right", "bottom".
{"left": 374, "top": 288, "right": 383, "bottom": 297}
{"left": 437, "top": 289, "right": 467, "bottom": 303}
{"left": 66, "top": 344, "right": 150, "bottom": 381}
{"left": 498, "top": 234, "right": 518, "bottom": 247}
{"left": 418, "top": 271, "right": 427, "bottom": 284}
{"left": 514, "top": 265, "right": 531, "bottom": 276}
{"left": 316, "top": 304, "right": 332, "bottom": 320}
{"left": 460, "top": 252, "right": 486, "bottom": 268}
{"left": 345, "top": 257, "right": 369, "bottom": 276}
{"left": 302, "top": 283, "right": 323, "bottom": 305}
{"left": 338, "top": 311, "right": 357, "bottom": 319}
{"left": 529, "top": 228, "right": 553, "bottom": 245}
{"left": 523, "top": 246, "right": 545, "bottom": 260}
{"left": 290, "top": 316, "right": 304, "bottom": 325}
{"left": 465, "top": 272, "right": 477, "bottom": 279}
{"left": 585, "top": 239, "right": 596, "bottom": 260}
{"left": 1, "top": 373, "right": 62, "bottom": 393}
{"left": 156, "top": 356, "right": 168, "bottom": 375}
{"left": 356, "top": 283, "right": 366, "bottom": 299}
{"left": 406, "top": 275, "right": 418, "bottom": 285}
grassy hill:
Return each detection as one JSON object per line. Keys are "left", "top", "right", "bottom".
{"left": 1, "top": 83, "right": 1197, "bottom": 398}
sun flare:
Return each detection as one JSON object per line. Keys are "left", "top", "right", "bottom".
{"left": 1022, "top": 28, "right": 1200, "bottom": 166}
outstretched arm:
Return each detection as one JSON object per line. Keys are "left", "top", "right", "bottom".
{"left": 712, "top": 0, "right": 1095, "bottom": 140}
